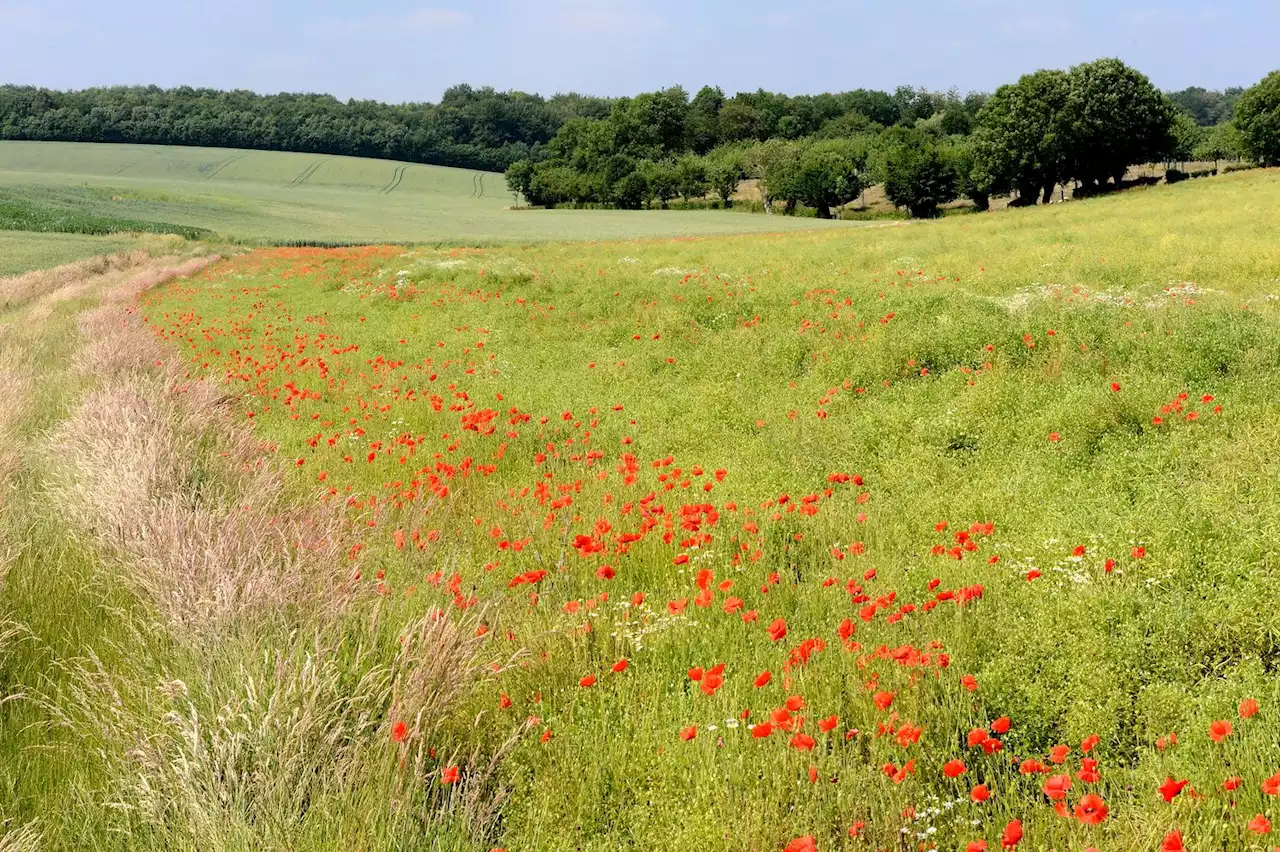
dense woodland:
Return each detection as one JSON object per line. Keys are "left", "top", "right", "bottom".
{"left": 2, "top": 66, "right": 1278, "bottom": 218}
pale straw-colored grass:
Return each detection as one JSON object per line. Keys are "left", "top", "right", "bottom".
{"left": 0, "top": 250, "right": 153, "bottom": 311}
{"left": 32, "top": 250, "right": 519, "bottom": 846}
{"left": 0, "top": 820, "right": 40, "bottom": 852}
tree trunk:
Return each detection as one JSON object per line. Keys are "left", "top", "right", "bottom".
{"left": 816, "top": 201, "right": 831, "bottom": 219}
{"left": 1041, "top": 182, "right": 1055, "bottom": 205}
{"left": 763, "top": 194, "right": 773, "bottom": 215}
{"left": 784, "top": 199, "right": 797, "bottom": 216}
{"left": 972, "top": 192, "right": 990, "bottom": 212}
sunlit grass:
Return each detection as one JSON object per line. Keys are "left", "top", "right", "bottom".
{"left": 132, "top": 168, "right": 1280, "bottom": 848}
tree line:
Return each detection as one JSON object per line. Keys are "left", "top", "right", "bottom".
{"left": 0, "top": 84, "right": 613, "bottom": 172}
{"left": 506, "top": 62, "right": 1280, "bottom": 218}
{"left": 1, "top": 69, "right": 1277, "bottom": 216}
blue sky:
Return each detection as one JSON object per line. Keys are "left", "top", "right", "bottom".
{"left": 1, "top": 0, "right": 1273, "bottom": 101}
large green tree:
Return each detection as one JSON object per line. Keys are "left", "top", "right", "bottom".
{"left": 1234, "top": 71, "right": 1280, "bottom": 167}
{"left": 880, "top": 127, "right": 958, "bottom": 218}
{"left": 973, "top": 70, "right": 1073, "bottom": 205}
{"left": 1065, "top": 58, "right": 1176, "bottom": 188}
{"left": 790, "top": 139, "right": 865, "bottom": 218}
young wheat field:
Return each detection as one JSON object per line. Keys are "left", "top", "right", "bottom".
{"left": 0, "top": 141, "right": 857, "bottom": 245}
{"left": 2, "top": 166, "right": 1280, "bottom": 851}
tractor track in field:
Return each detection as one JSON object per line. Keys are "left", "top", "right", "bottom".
{"left": 204, "top": 154, "right": 244, "bottom": 180}
{"left": 287, "top": 160, "right": 324, "bottom": 188}
{"left": 110, "top": 161, "right": 139, "bottom": 176}
{"left": 381, "top": 165, "right": 408, "bottom": 195}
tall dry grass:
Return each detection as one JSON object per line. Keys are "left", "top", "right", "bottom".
{"left": 0, "top": 347, "right": 32, "bottom": 581}
{"left": 47, "top": 605, "right": 513, "bottom": 848}
{"left": 25, "top": 252, "right": 520, "bottom": 847}
{"left": 46, "top": 252, "right": 358, "bottom": 635}
{"left": 0, "top": 250, "right": 152, "bottom": 313}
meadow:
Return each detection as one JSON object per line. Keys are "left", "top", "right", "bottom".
{"left": 0, "top": 141, "right": 857, "bottom": 245}
{"left": 2, "top": 159, "right": 1280, "bottom": 851}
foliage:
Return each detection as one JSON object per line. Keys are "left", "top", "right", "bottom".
{"left": 639, "top": 159, "right": 680, "bottom": 208}
{"left": 673, "top": 155, "right": 709, "bottom": 203}
{"left": 1168, "top": 112, "right": 1206, "bottom": 164}
{"left": 790, "top": 140, "right": 865, "bottom": 218}
{"left": 1167, "top": 86, "right": 1242, "bottom": 126}
{"left": 972, "top": 70, "right": 1073, "bottom": 203}
{"left": 1234, "top": 71, "right": 1280, "bottom": 167}
{"left": 745, "top": 139, "right": 803, "bottom": 213}
{"left": 879, "top": 127, "right": 958, "bottom": 217}
{"left": 1194, "top": 122, "right": 1244, "bottom": 165}
{"left": 947, "top": 136, "right": 992, "bottom": 211}
{"left": 703, "top": 147, "right": 746, "bottom": 207}
{"left": 1065, "top": 59, "right": 1176, "bottom": 188}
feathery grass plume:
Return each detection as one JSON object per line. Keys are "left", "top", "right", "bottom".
{"left": 0, "top": 821, "right": 40, "bottom": 852}
{"left": 44, "top": 374, "right": 356, "bottom": 634}
{"left": 386, "top": 606, "right": 528, "bottom": 843}
{"left": 46, "top": 251, "right": 359, "bottom": 633}
{"left": 46, "top": 606, "right": 510, "bottom": 847}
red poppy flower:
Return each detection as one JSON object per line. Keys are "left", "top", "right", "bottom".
{"left": 1209, "top": 719, "right": 1232, "bottom": 741}
{"left": 767, "top": 618, "right": 788, "bottom": 641}
{"left": 579, "top": 674, "right": 596, "bottom": 688}
{"left": 1160, "top": 830, "right": 1183, "bottom": 851}
{"left": 611, "top": 659, "right": 629, "bottom": 673}
{"left": 1159, "top": 777, "right": 1188, "bottom": 803}
{"left": 1043, "top": 774, "right": 1071, "bottom": 801}
{"left": 790, "top": 733, "right": 816, "bottom": 751}
{"left": 1001, "top": 818, "right": 1023, "bottom": 848}
{"left": 1240, "top": 697, "right": 1260, "bottom": 718}
{"left": 991, "top": 716, "right": 1011, "bottom": 734}
{"left": 754, "top": 670, "right": 772, "bottom": 688}
{"left": 679, "top": 725, "right": 696, "bottom": 741}
{"left": 872, "top": 691, "right": 894, "bottom": 711}
{"left": 1074, "top": 793, "right": 1108, "bottom": 824}
{"left": 943, "top": 759, "right": 967, "bottom": 778}
{"left": 391, "top": 720, "right": 408, "bottom": 743}
{"left": 751, "top": 722, "right": 773, "bottom": 739}
{"left": 441, "top": 765, "right": 459, "bottom": 785}
{"left": 971, "top": 784, "right": 990, "bottom": 802}
{"left": 1248, "top": 814, "right": 1272, "bottom": 834}
{"left": 783, "top": 837, "right": 815, "bottom": 852}
{"left": 818, "top": 715, "right": 839, "bottom": 733}
{"left": 1262, "top": 772, "right": 1280, "bottom": 796}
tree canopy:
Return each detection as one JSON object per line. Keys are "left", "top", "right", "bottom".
{"left": 1234, "top": 71, "right": 1280, "bottom": 167}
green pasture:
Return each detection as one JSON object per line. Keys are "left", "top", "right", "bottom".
{"left": 0, "top": 141, "right": 856, "bottom": 245}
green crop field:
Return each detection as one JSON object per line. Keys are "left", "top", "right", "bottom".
{"left": 4, "top": 148, "right": 1280, "bottom": 851}
{"left": 0, "top": 141, "right": 858, "bottom": 245}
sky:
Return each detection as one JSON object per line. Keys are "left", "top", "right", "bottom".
{"left": 0, "top": 0, "right": 1274, "bottom": 102}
